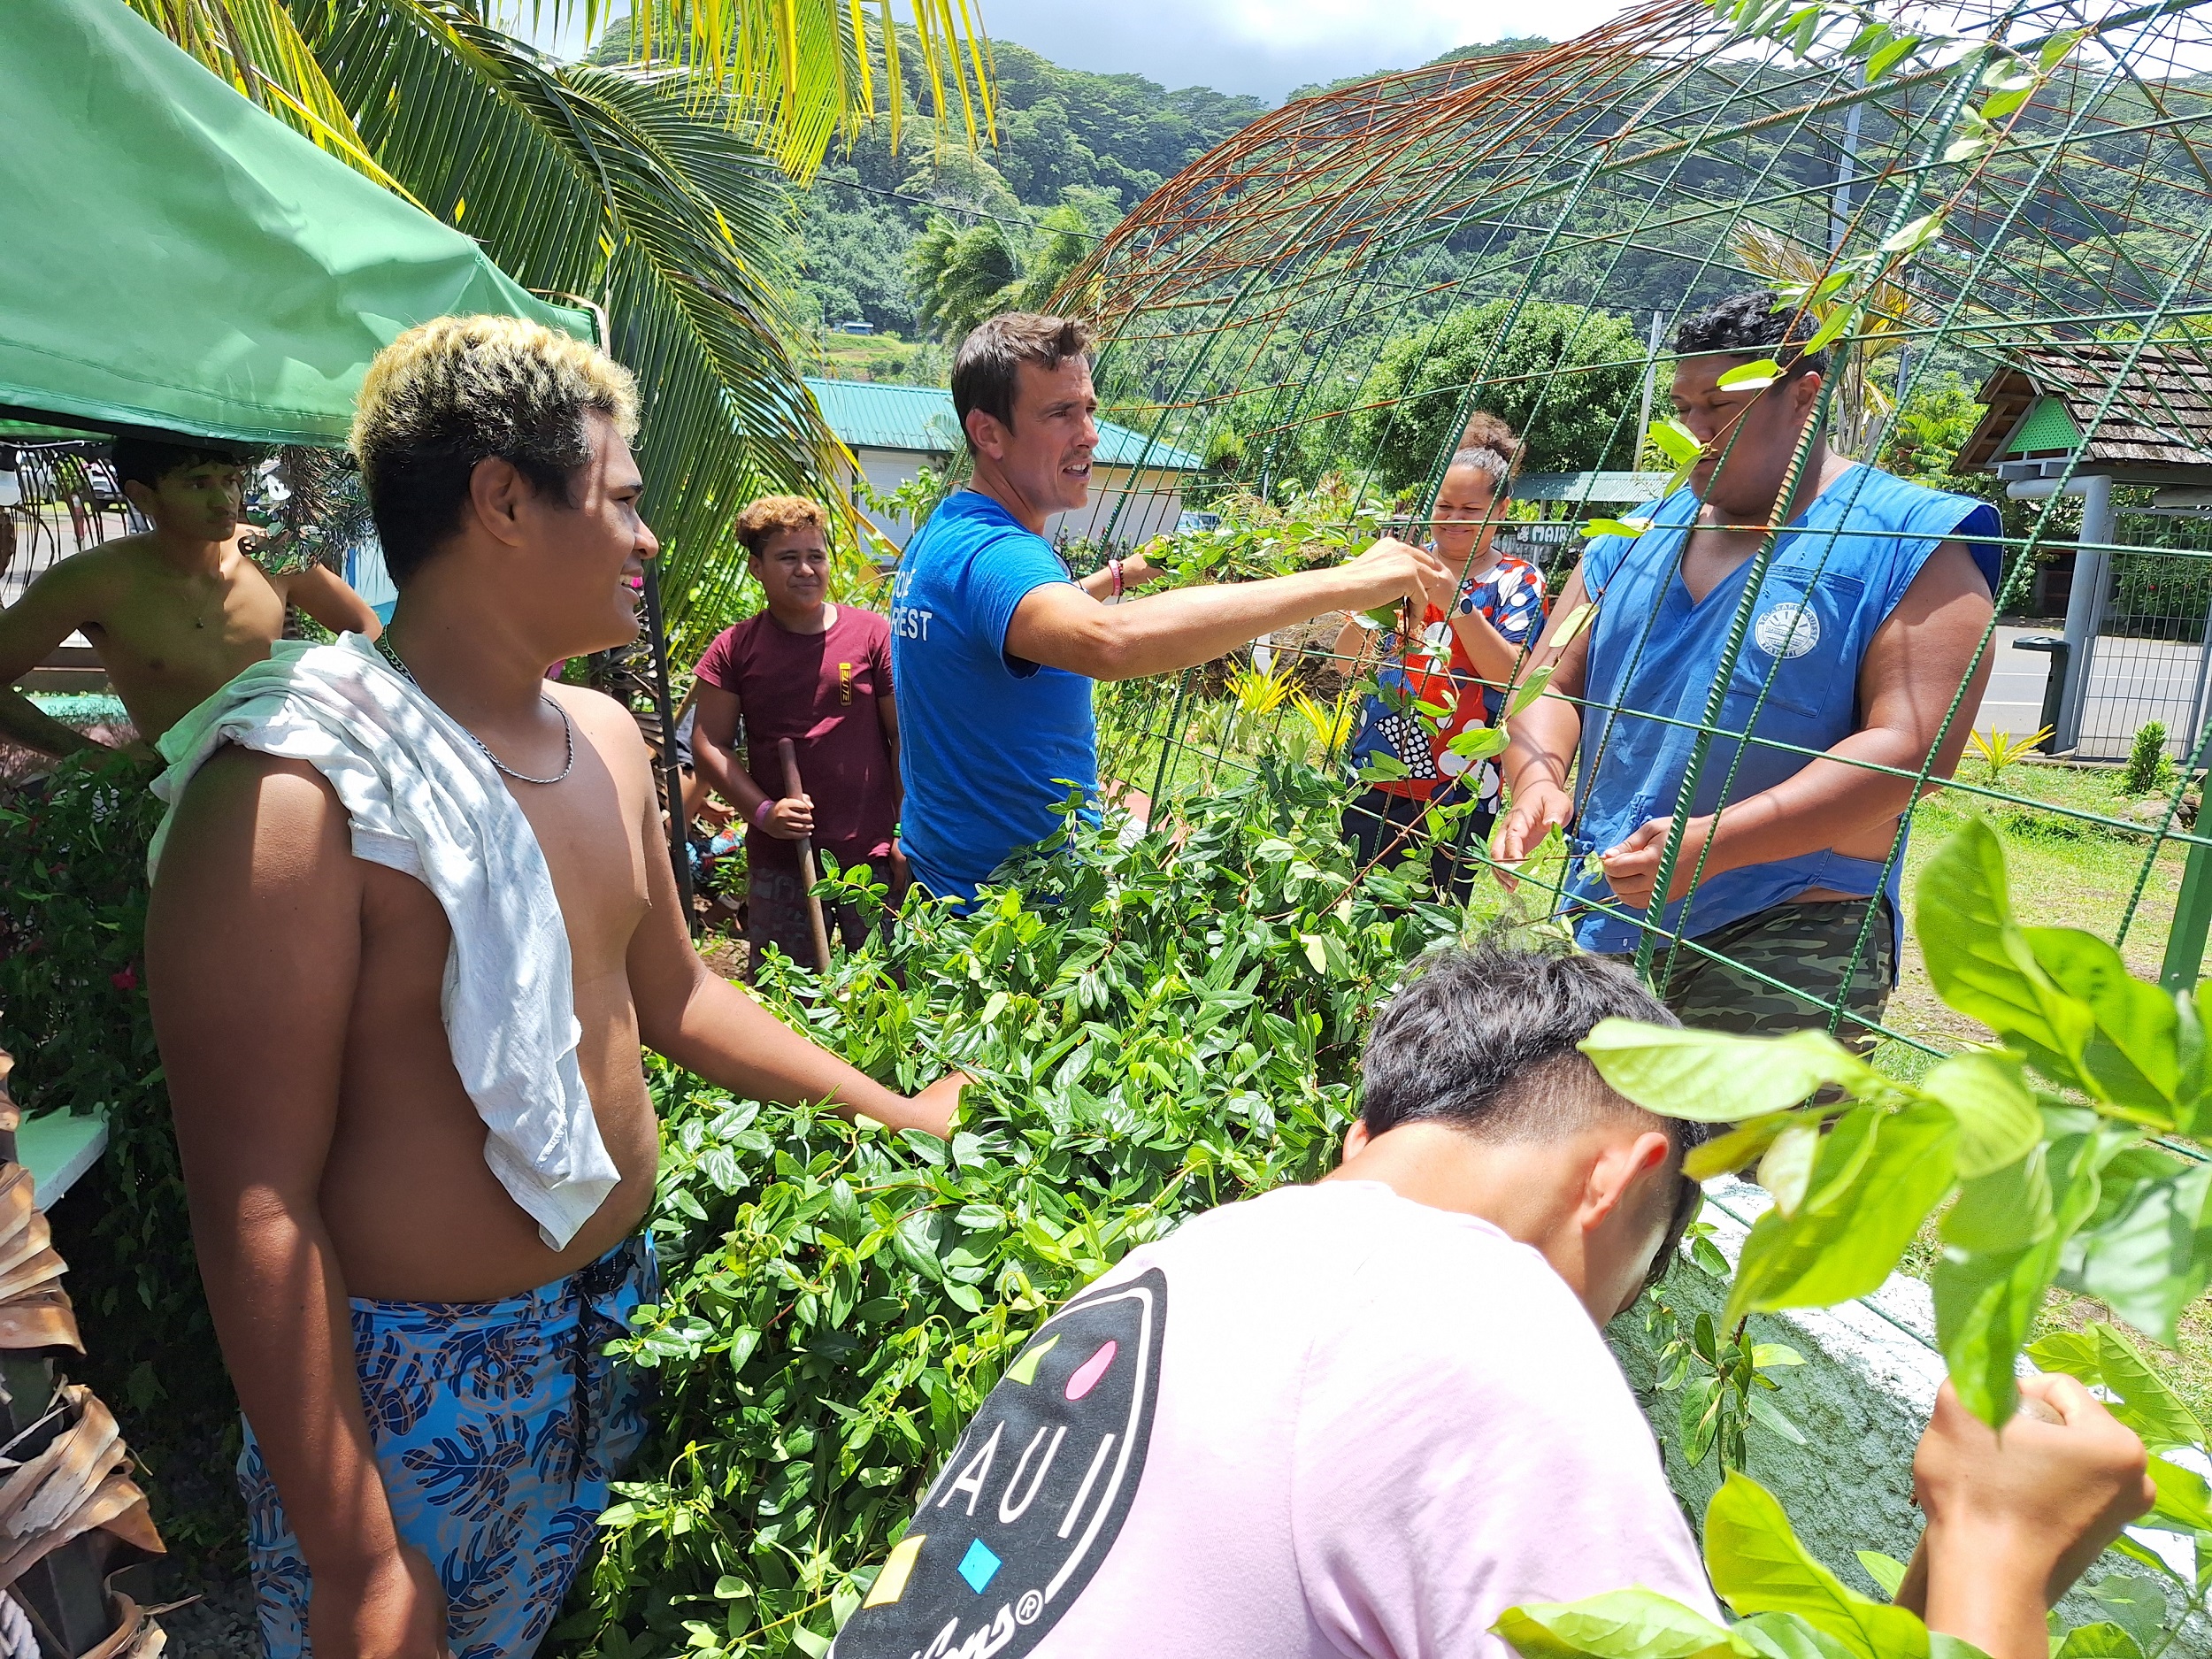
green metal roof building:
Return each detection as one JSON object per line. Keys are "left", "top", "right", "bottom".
{"left": 805, "top": 377, "right": 1207, "bottom": 549}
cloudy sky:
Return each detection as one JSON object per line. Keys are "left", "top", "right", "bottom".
{"left": 524, "top": 1, "right": 1631, "bottom": 100}
{"left": 973, "top": 0, "right": 1626, "bottom": 98}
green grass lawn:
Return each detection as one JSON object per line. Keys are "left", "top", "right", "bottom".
{"left": 1879, "top": 757, "right": 2191, "bottom": 1072}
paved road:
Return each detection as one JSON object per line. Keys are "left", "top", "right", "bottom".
{"left": 1975, "top": 623, "right": 2212, "bottom": 762}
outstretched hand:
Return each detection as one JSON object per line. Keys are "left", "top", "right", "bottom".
{"left": 1340, "top": 537, "right": 1452, "bottom": 613}
{"left": 901, "top": 1070, "right": 971, "bottom": 1139}
{"left": 1596, "top": 814, "right": 1712, "bottom": 910}
{"left": 1492, "top": 778, "right": 1575, "bottom": 891}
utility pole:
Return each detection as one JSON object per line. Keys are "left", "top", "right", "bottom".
{"left": 1637, "top": 310, "right": 1663, "bottom": 461}
{"left": 1831, "top": 97, "right": 1862, "bottom": 252}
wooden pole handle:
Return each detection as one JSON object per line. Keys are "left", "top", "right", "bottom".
{"left": 777, "top": 738, "right": 835, "bottom": 971}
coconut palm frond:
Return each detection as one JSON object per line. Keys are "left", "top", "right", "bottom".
{"left": 115, "top": 0, "right": 415, "bottom": 196}
{"left": 303, "top": 2, "right": 847, "bottom": 632}
{"left": 590, "top": 0, "right": 995, "bottom": 180}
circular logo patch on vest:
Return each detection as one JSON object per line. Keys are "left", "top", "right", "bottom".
{"left": 1754, "top": 601, "right": 1821, "bottom": 659}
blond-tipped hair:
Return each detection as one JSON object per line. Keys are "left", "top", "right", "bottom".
{"left": 734, "top": 495, "right": 829, "bottom": 557}
{"left": 350, "top": 314, "right": 641, "bottom": 584}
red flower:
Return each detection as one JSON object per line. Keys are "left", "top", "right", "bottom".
{"left": 111, "top": 965, "right": 137, "bottom": 992}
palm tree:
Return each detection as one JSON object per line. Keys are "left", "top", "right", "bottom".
{"left": 115, "top": 0, "right": 995, "bottom": 629}
{"left": 909, "top": 201, "right": 1103, "bottom": 345}
{"left": 910, "top": 217, "right": 1022, "bottom": 342}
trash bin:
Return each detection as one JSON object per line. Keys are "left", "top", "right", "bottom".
{"left": 2011, "top": 635, "right": 2070, "bottom": 752}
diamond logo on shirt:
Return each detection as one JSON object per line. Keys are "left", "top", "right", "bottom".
{"left": 957, "top": 1540, "right": 1002, "bottom": 1593}
{"left": 830, "top": 1269, "right": 1168, "bottom": 1658}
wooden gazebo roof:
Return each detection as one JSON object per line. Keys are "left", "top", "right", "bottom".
{"left": 1956, "top": 343, "right": 2212, "bottom": 477}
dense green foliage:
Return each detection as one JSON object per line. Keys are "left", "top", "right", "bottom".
{"left": 1346, "top": 299, "right": 1648, "bottom": 489}
{"left": 2124, "top": 724, "right": 2179, "bottom": 798}
{"left": 904, "top": 197, "right": 1110, "bottom": 344}
{"left": 792, "top": 39, "right": 1267, "bottom": 337}
{"left": 0, "top": 757, "right": 238, "bottom": 1543}
{"left": 1507, "top": 1313, "right": 2212, "bottom": 1659}
{"left": 1590, "top": 816, "right": 2212, "bottom": 1429}
{"left": 567, "top": 764, "right": 1468, "bottom": 1655}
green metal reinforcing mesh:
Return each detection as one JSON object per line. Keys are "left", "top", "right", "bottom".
{"left": 1043, "top": 0, "right": 2212, "bottom": 1072}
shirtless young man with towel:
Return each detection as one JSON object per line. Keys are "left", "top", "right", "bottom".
{"left": 144, "top": 317, "right": 964, "bottom": 1659}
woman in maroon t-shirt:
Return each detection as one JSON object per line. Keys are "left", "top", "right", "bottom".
{"left": 690, "top": 496, "right": 900, "bottom": 972}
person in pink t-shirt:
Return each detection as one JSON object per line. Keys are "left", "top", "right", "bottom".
{"left": 691, "top": 495, "right": 900, "bottom": 973}
{"left": 831, "top": 941, "right": 2153, "bottom": 1659}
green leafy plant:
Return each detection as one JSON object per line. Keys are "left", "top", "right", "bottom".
{"left": 2123, "top": 723, "right": 2177, "bottom": 798}
{"left": 1966, "top": 725, "right": 2053, "bottom": 786}
{"left": 1644, "top": 1219, "right": 1806, "bottom": 1471}
{"left": 574, "top": 763, "right": 1478, "bottom": 1654}
{"left": 1291, "top": 691, "right": 1356, "bottom": 763}
{"left": 1138, "top": 473, "right": 1399, "bottom": 590}
{"left": 0, "top": 755, "right": 240, "bottom": 1545}
{"left": 1505, "top": 1312, "right": 2212, "bottom": 1659}
{"left": 1583, "top": 814, "right": 2212, "bottom": 1428}
{"left": 1225, "top": 654, "right": 1294, "bottom": 725}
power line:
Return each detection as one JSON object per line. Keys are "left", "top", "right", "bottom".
{"left": 808, "top": 173, "right": 1110, "bottom": 243}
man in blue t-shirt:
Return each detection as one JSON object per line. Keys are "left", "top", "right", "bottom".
{"left": 1498, "top": 291, "right": 2001, "bottom": 1046}
{"left": 893, "top": 312, "right": 1448, "bottom": 903}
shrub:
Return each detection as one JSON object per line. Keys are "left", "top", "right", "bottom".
{"left": 2122, "top": 720, "right": 2177, "bottom": 795}
{"left": 565, "top": 762, "right": 1479, "bottom": 1654}
{"left": 0, "top": 754, "right": 239, "bottom": 1544}
{"left": 1347, "top": 298, "right": 1646, "bottom": 492}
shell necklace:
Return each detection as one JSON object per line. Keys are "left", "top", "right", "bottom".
{"left": 374, "top": 633, "right": 576, "bottom": 787}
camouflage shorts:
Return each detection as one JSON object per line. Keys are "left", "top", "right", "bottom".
{"left": 1648, "top": 895, "right": 1896, "bottom": 1054}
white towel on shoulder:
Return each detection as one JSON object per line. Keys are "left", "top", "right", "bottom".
{"left": 149, "top": 633, "right": 620, "bottom": 1250}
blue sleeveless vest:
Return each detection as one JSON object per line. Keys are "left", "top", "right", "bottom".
{"left": 1563, "top": 464, "right": 2001, "bottom": 959}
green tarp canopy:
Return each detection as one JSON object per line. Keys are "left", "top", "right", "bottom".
{"left": 0, "top": 0, "right": 591, "bottom": 447}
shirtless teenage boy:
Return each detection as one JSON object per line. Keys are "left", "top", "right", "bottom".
{"left": 145, "top": 317, "right": 964, "bottom": 1659}
{"left": 0, "top": 437, "right": 383, "bottom": 758}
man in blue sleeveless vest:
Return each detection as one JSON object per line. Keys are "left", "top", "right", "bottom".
{"left": 1497, "top": 291, "right": 2001, "bottom": 1047}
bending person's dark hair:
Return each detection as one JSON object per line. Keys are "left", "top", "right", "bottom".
{"left": 1674, "top": 288, "right": 1830, "bottom": 382}
{"left": 1361, "top": 938, "right": 1706, "bottom": 1289}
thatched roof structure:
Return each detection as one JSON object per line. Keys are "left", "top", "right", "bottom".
{"left": 1957, "top": 343, "right": 2212, "bottom": 480}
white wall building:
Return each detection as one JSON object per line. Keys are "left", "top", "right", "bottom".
{"left": 806, "top": 377, "right": 1207, "bottom": 552}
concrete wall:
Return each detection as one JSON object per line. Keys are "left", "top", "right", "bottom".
{"left": 1608, "top": 1179, "right": 2210, "bottom": 1653}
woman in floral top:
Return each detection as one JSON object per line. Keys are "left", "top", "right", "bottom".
{"left": 1333, "top": 412, "right": 1548, "bottom": 901}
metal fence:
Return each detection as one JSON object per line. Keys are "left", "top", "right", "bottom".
{"left": 2071, "top": 507, "right": 2212, "bottom": 761}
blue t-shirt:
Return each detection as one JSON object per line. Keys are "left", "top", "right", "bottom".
{"left": 1563, "top": 464, "right": 2002, "bottom": 958}
{"left": 891, "top": 490, "right": 1097, "bottom": 903}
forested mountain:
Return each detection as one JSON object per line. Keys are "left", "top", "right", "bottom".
{"left": 794, "top": 38, "right": 1272, "bottom": 346}
{"left": 788, "top": 35, "right": 1565, "bottom": 369}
